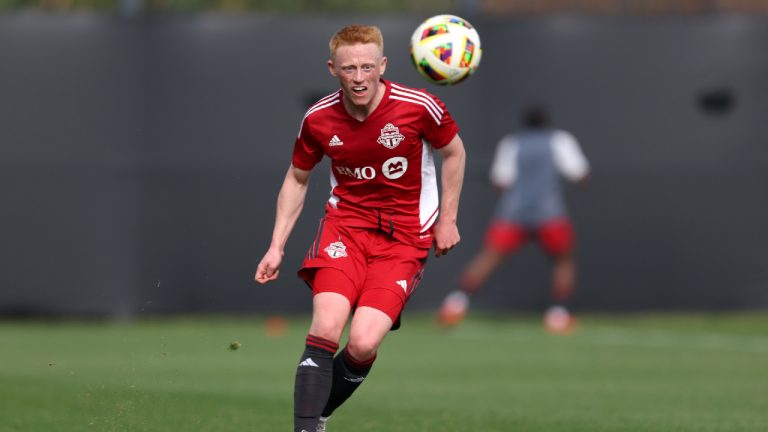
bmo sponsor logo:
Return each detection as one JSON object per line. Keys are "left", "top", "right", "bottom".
{"left": 335, "top": 165, "right": 376, "bottom": 180}
{"left": 334, "top": 157, "right": 409, "bottom": 181}
{"left": 382, "top": 157, "right": 408, "bottom": 180}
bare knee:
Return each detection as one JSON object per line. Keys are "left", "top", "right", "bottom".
{"left": 346, "top": 326, "right": 385, "bottom": 360}
{"left": 345, "top": 306, "right": 392, "bottom": 360}
{"left": 308, "top": 292, "right": 351, "bottom": 343}
{"left": 552, "top": 253, "right": 575, "bottom": 272}
{"left": 346, "top": 336, "right": 380, "bottom": 360}
{"left": 309, "top": 316, "right": 345, "bottom": 343}
{"left": 308, "top": 307, "right": 346, "bottom": 342}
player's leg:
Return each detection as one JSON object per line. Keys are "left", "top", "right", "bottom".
{"left": 294, "top": 219, "right": 366, "bottom": 431}
{"left": 461, "top": 247, "right": 507, "bottom": 294}
{"left": 321, "top": 241, "right": 427, "bottom": 425}
{"left": 294, "top": 287, "right": 350, "bottom": 432}
{"left": 320, "top": 305, "right": 392, "bottom": 422}
{"left": 539, "top": 218, "right": 577, "bottom": 333}
{"left": 437, "top": 247, "right": 504, "bottom": 326}
{"left": 551, "top": 252, "right": 576, "bottom": 304}
{"left": 439, "top": 220, "right": 524, "bottom": 326}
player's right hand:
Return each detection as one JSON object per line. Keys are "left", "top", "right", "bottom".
{"left": 255, "top": 248, "right": 283, "bottom": 284}
{"left": 433, "top": 219, "right": 460, "bottom": 257}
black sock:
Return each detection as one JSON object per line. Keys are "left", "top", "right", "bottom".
{"left": 294, "top": 335, "right": 338, "bottom": 432}
{"left": 321, "top": 347, "right": 376, "bottom": 418}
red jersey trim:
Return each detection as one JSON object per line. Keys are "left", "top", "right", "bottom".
{"left": 389, "top": 83, "right": 444, "bottom": 125}
{"left": 298, "top": 90, "right": 342, "bottom": 137}
{"left": 306, "top": 90, "right": 341, "bottom": 113}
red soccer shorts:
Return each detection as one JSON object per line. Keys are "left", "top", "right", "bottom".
{"left": 298, "top": 218, "right": 428, "bottom": 325}
{"left": 484, "top": 218, "right": 574, "bottom": 256}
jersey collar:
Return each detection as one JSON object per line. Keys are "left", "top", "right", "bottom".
{"left": 339, "top": 79, "right": 391, "bottom": 122}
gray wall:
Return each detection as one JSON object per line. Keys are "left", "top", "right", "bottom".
{"left": 1, "top": 13, "right": 767, "bottom": 317}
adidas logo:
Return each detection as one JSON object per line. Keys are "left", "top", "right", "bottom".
{"left": 396, "top": 280, "right": 407, "bottom": 291}
{"left": 299, "top": 357, "right": 319, "bottom": 367}
{"left": 329, "top": 135, "right": 344, "bottom": 146}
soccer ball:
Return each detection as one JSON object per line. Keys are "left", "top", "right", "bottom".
{"left": 410, "top": 14, "right": 482, "bottom": 85}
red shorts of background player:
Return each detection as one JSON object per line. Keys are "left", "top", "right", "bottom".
{"left": 298, "top": 217, "right": 429, "bottom": 329}
{"left": 484, "top": 218, "right": 574, "bottom": 256}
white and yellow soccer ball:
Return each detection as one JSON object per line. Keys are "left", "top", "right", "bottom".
{"left": 410, "top": 14, "right": 482, "bottom": 85}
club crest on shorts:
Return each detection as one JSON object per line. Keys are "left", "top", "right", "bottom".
{"left": 324, "top": 241, "right": 348, "bottom": 259}
{"left": 377, "top": 123, "right": 405, "bottom": 149}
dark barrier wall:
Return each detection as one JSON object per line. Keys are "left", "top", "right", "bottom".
{"left": 1, "top": 13, "right": 767, "bottom": 317}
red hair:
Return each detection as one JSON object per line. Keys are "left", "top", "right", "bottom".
{"left": 329, "top": 25, "right": 384, "bottom": 57}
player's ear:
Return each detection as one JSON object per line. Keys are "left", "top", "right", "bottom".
{"left": 327, "top": 59, "right": 338, "bottom": 77}
{"left": 379, "top": 56, "right": 387, "bottom": 75}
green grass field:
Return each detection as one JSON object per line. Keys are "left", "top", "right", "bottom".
{"left": 2, "top": 313, "right": 767, "bottom": 431}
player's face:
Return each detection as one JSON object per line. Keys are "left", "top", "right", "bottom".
{"left": 328, "top": 42, "right": 387, "bottom": 109}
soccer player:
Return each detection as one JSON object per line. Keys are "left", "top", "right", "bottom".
{"left": 254, "top": 25, "right": 466, "bottom": 432}
{"left": 438, "top": 105, "right": 589, "bottom": 333}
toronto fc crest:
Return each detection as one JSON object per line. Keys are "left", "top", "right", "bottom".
{"left": 324, "top": 241, "right": 348, "bottom": 259}
{"left": 377, "top": 123, "right": 405, "bottom": 149}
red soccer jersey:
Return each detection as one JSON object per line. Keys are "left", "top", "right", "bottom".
{"left": 292, "top": 79, "right": 459, "bottom": 249}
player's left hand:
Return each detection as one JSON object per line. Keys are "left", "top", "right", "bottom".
{"left": 433, "top": 221, "right": 460, "bottom": 257}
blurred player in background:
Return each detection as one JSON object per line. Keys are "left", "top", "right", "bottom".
{"left": 255, "top": 25, "right": 466, "bottom": 432}
{"left": 438, "top": 105, "right": 589, "bottom": 333}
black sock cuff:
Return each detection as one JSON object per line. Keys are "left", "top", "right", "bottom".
{"left": 342, "top": 347, "right": 376, "bottom": 374}
{"left": 306, "top": 334, "right": 339, "bottom": 355}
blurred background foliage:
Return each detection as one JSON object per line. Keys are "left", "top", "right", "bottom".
{"left": 1, "top": 0, "right": 767, "bottom": 14}
{"left": 0, "top": 0, "right": 458, "bottom": 13}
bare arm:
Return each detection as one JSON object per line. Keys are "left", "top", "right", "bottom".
{"left": 433, "top": 134, "right": 466, "bottom": 257}
{"left": 254, "top": 164, "right": 312, "bottom": 284}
